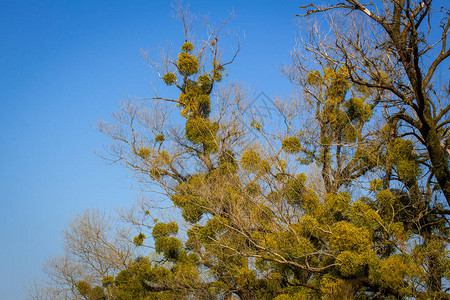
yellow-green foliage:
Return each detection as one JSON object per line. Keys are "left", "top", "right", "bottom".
{"left": 305, "top": 67, "right": 375, "bottom": 152}
{"left": 282, "top": 176, "right": 303, "bottom": 205}
{"left": 370, "top": 255, "right": 410, "bottom": 295}
{"left": 245, "top": 181, "right": 261, "bottom": 196}
{"left": 76, "top": 281, "right": 106, "bottom": 300}
{"left": 274, "top": 293, "right": 309, "bottom": 300}
{"left": 389, "top": 138, "right": 420, "bottom": 181}
{"left": 218, "top": 149, "right": 237, "bottom": 167}
{"left": 319, "top": 192, "right": 351, "bottom": 222}
{"left": 133, "top": 233, "right": 146, "bottom": 246}
{"left": 190, "top": 217, "right": 229, "bottom": 244}
{"left": 152, "top": 222, "right": 179, "bottom": 238}
{"left": 376, "top": 189, "right": 395, "bottom": 205}
{"left": 319, "top": 274, "right": 355, "bottom": 299}
{"left": 274, "top": 295, "right": 293, "bottom": 300}
{"left": 264, "top": 229, "right": 315, "bottom": 259}
{"left": 148, "top": 167, "right": 164, "bottom": 180}
{"left": 172, "top": 262, "right": 200, "bottom": 285}
{"left": 162, "top": 72, "right": 177, "bottom": 85}
{"left": 370, "top": 179, "right": 383, "bottom": 191}
{"left": 102, "top": 275, "right": 114, "bottom": 287}
{"left": 325, "top": 67, "right": 349, "bottom": 101}
{"left": 337, "top": 251, "right": 366, "bottom": 277}
{"left": 306, "top": 69, "right": 322, "bottom": 86}
{"left": 155, "top": 236, "right": 183, "bottom": 260}
{"left": 241, "top": 149, "right": 260, "bottom": 169}
{"left": 212, "top": 60, "right": 224, "bottom": 81}
{"left": 185, "top": 228, "right": 201, "bottom": 252}
{"left": 354, "top": 146, "right": 378, "bottom": 167}
{"left": 89, "top": 287, "right": 105, "bottom": 300}
{"left": 413, "top": 237, "right": 447, "bottom": 274}
{"left": 250, "top": 121, "right": 262, "bottom": 130}
{"left": 329, "top": 221, "right": 372, "bottom": 252}
{"left": 350, "top": 200, "right": 382, "bottom": 230}
{"left": 155, "top": 134, "right": 165, "bottom": 143}
{"left": 172, "top": 193, "right": 205, "bottom": 223}
{"left": 282, "top": 136, "right": 302, "bottom": 153}
{"left": 171, "top": 174, "right": 209, "bottom": 223}
{"left": 298, "top": 215, "right": 322, "bottom": 237}
{"left": 179, "top": 80, "right": 211, "bottom": 118}
{"left": 240, "top": 149, "right": 270, "bottom": 173}
{"left": 376, "top": 189, "right": 396, "bottom": 218}
{"left": 112, "top": 257, "right": 173, "bottom": 299}
{"left": 283, "top": 174, "right": 318, "bottom": 210}
{"left": 157, "top": 150, "right": 170, "bottom": 164}
{"left": 197, "top": 74, "right": 212, "bottom": 92}
{"left": 344, "top": 97, "right": 372, "bottom": 123}
{"left": 77, "top": 281, "right": 91, "bottom": 298}
{"left": 137, "top": 147, "right": 151, "bottom": 158}
{"left": 201, "top": 216, "right": 227, "bottom": 240}
{"left": 321, "top": 105, "right": 347, "bottom": 128}
{"left": 236, "top": 268, "right": 257, "bottom": 288}
{"left": 177, "top": 52, "right": 199, "bottom": 76}
{"left": 185, "top": 117, "right": 219, "bottom": 151}
{"left": 181, "top": 41, "right": 194, "bottom": 52}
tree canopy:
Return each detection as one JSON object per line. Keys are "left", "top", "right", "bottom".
{"left": 32, "top": 1, "right": 450, "bottom": 299}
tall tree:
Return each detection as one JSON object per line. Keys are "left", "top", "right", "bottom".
{"left": 300, "top": 0, "right": 450, "bottom": 205}
{"left": 297, "top": 1, "right": 450, "bottom": 294}
{"left": 98, "top": 2, "right": 450, "bottom": 296}
{"left": 28, "top": 210, "right": 136, "bottom": 300}
{"left": 34, "top": 2, "right": 450, "bottom": 299}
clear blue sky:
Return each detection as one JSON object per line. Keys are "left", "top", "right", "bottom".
{"left": 0, "top": 1, "right": 300, "bottom": 298}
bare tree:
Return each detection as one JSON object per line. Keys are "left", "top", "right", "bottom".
{"left": 27, "top": 209, "right": 137, "bottom": 300}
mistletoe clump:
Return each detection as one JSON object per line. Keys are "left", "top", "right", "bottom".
{"left": 282, "top": 136, "right": 302, "bottom": 153}
{"left": 178, "top": 52, "right": 199, "bottom": 76}
{"left": 162, "top": 72, "right": 177, "bottom": 85}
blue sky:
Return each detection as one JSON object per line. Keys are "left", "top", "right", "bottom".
{"left": 0, "top": 1, "right": 300, "bottom": 298}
